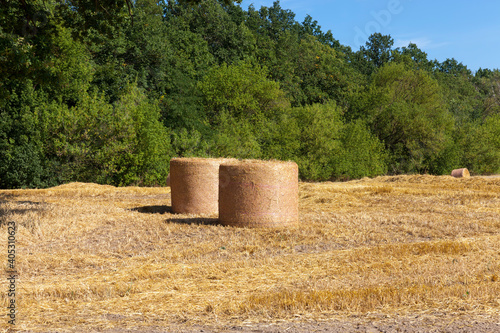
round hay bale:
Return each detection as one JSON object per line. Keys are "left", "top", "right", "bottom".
{"left": 219, "top": 160, "right": 299, "bottom": 228}
{"left": 170, "top": 158, "right": 235, "bottom": 215}
{"left": 451, "top": 168, "right": 470, "bottom": 178}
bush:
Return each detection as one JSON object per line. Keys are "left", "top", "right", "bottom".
{"left": 292, "top": 102, "right": 344, "bottom": 180}
{"left": 208, "top": 111, "right": 262, "bottom": 159}
{"left": 336, "top": 120, "right": 387, "bottom": 179}
{"left": 427, "top": 135, "right": 462, "bottom": 176}
{"left": 40, "top": 85, "right": 172, "bottom": 186}
{"left": 170, "top": 128, "right": 211, "bottom": 158}
{"left": 359, "top": 63, "right": 454, "bottom": 174}
{"left": 265, "top": 102, "right": 387, "bottom": 181}
{"left": 198, "top": 60, "right": 289, "bottom": 121}
{"left": 460, "top": 115, "right": 500, "bottom": 174}
{"left": 0, "top": 83, "right": 56, "bottom": 189}
{"left": 117, "top": 86, "right": 173, "bottom": 185}
{"left": 0, "top": 140, "right": 48, "bottom": 189}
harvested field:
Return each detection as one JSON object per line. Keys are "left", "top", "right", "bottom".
{"left": 0, "top": 175, "right": 499, "bottom": 332}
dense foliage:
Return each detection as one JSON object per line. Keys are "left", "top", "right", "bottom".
{"left": 1, "top": 0, "right": 499, "bottom": 188}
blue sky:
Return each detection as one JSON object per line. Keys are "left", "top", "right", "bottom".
{"left": 238, "top": 0, "right": 500, "bottom": 71}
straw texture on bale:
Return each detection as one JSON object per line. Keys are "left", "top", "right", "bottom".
{"left": 170, "top": 158, "right": 235, "bottom": 215}
{"left": 451, "top": 168, "right": 470, "bottom": 178}
{"left": 219, "top": 159, "right": 299, "bottom": 228}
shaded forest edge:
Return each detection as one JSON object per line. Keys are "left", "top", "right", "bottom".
{"left": 0, "top": 0, "right": 499, "bottom": 189}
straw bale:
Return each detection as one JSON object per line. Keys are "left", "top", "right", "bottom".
{"left": 219, "top": 159, "right": 299, "bottom": 228}
{"left": 451, "top": 168, "right": 470, "bottom": 178}
{"left": 170, "top": 157, "right": 235, "bottom": 215}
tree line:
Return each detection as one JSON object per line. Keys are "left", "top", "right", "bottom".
{"left": 0, "top": 0, "right": 499, "bottom": 188}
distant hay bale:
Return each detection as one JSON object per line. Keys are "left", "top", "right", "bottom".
{"left": 451, "top": 168, "right": 470, "bottom": 178}
{"left": 166, "top": 173, "right": 170, "bottom": 187}
{"left": 170, "top": 158, "right": 235, "bottom": 215}
{"left": 219, "top": 159, "right": 299, "bottom": 228}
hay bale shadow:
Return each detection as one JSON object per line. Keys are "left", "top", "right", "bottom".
{"left": 131, "top": 205, "right": 219, "bottom": 225}
{"left": 166, "top": 217, "right": 219, "bottom": 226}
{"left": 0, "top": 200, "right": 47, "bottom": 227}
{"left": 131, "top": 205, "right": 172, "bottom": 214}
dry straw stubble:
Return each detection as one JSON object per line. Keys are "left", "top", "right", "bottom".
{"left": 0, "top": 174, "right": 499, "bottom": 331}
{"left": 219, "top": 159, "right": 299, "bottom": 228}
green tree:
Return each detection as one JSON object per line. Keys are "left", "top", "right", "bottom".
{"left": 208, "top": 110, "right": 262, "bottom": 158}
{"left": 301, "top": 15, "right": 342, "bottom": 50}
{"left": 336, "top": 120, "right": 387, "bottom": 179}
{"left": 292, "top": 35, "right": 362, "bottom": 107}
{"left": 458, "top": 115, "right": 500, "bottom": 174}
{"left": 360, "top": 63, "right": 454, "bottom": 174}
{"left": 474, "top": 69, "right": 500, "bottom": 119}
{"left": 392, "top": 43, "right": 436, "bottom": 72}
{"left": 268, "top": 102, "right": 387, "bottom": 181}
{"left": 365, "top": 33, "right": 394, "bottom": 68}
{"left": 433, "top": 60, "right": 482, "bottom": 124}
{"left": 353, "top": 33, "right": 394, "bottom": 75}
{"left": 0, "top": 5, "right": 93, "bottom": 187}
{"left": 293, "top": 102, "right": 344, "bottom": 180}
{"left": 0, "top": 84, "right": 52, "bottom": 188}
{"left": 198, "top": 60, "right": 289, "bottom": 120}
{"left": 40, "top": 86, "right": 171, "bottom": 186}
{"left": 164, "top": 0, "right": 255, "bottom": 65}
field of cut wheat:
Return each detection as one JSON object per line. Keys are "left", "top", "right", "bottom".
{"left": 0, "top": 175, "right": 499, "bottom": 332}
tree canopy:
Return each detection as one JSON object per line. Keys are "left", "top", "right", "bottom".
{"left": 0, "top": 0, "right": 498, "bottom": 188}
